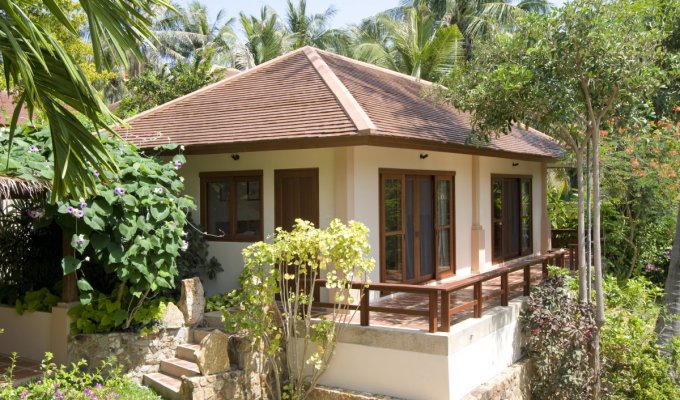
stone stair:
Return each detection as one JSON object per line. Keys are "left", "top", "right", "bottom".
{"left": 142, "top": 329, "right": 213, "bottom": 400}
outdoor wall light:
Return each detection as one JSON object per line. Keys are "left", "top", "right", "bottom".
{"left": 420, "top": 153, "right": 429, "bottom": 159}
{"left": 231, "top": 154, "right": 240, "bottom": 161}
{"left": 512, "top": 162, "right": 519, "bottom": 166}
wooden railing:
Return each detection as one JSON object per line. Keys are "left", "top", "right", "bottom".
{"left": 313, "top": 250, "right": 567, "bottom": 334}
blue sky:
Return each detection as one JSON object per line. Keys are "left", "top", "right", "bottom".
{"left": 179, "top": 1, "right": 567, "bottom": 29}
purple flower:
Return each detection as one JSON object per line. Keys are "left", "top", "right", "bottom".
{"left": 66, "top": 206, "right": 75, "bottom": 214}
{"left": 76, "top": 234, "right": 85, "bottom": 246}
{"left": 95, "top": 383, "right": 102, "bottom": 389}
{"left": 85, "top": 388, "right": 92, "bottom": 396}
{"left": 27, "top": 209, "right": 43, "bottom": 219}
{"left": 174, "top": 160, "right": 183, "bottom": 170}
{"left": 114, "top": 187, "right": 126, "bottom": 195}
{"left": 80, "top": 202, "right": 88, "bottom": 209}
{"left": 665, "top": 249, "right": 672, "bottom": 259}
{"left": 645, "top": 263, "right": 655, "bottom": 273}
{"left": 154, "top": 187, "right": 164, "bottom": 194}
{"left": 74, "top": 209, "right": 84, "bottom": 219}
{"left": 93, "top": 170, "right": 100, "bottom": 177}
{"left": 28, "top": 145, "right": 39, "bottom": 153}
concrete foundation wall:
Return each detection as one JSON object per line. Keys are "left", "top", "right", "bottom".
{"left": 0, "top": 302, "right": 72, "bottom": 364}
{"left": 319, "top": 298, "right": 526, "bottom": 400}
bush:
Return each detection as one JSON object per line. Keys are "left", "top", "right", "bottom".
{"left": 520, "top": 274, "right": 598, "bottom": 399}
{"left": 600, "top": 276, "right": 680, "bottom": 399}
{"left": 0, "top": 353, "right": 161, "bottom": 400}
{"left": 0, "top": 126, "right": 195, "bottom": 330}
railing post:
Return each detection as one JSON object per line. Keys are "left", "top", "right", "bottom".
{"left": 523, "top": 265, "right": 531, "bottom": 296}
{"left": 501, "top": 273, "right": 509, "bottom": 306}
{"left": 440, "top": 290, "right": 451, "bottom": 332}
{"left": 474, "top": 282, "right": 483, "bottom": 318}
{"left": 428, "top": 291, "right": 438, "bottom": 333}
{"left": 360, "top": 286, "right": 369, "bottom": 327}
{"left": 542, "top": 258, "right": 549, "bottom": 279}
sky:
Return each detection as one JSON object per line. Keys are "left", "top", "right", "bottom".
{"left": 178, "top": 1, "right": 568, "bottom": 30}
{"left": 181, "top": 0, "right": 401, "bottom": 29}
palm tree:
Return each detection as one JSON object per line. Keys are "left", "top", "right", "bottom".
{"left": 425, "top": 0, "right": 550, "bottom": 57}
{"left": 0, "top": 0, "right": 171, "bottom": 200}
{"left": 222, "top": 6, "right": 293, "bottom": 69}
{"left": 350, "top": 0, "right": 463, "bottom": 81}
{"left": 285, "top": 0, "right": 344, "bottom": 51}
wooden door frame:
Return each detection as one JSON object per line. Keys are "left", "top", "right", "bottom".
{"left": 490, "top": 174, "right": 533, "bottom": 263}
{"left": 274, "top": 168, "right": 320, "bottom": 229}
{"left": 379, "top": 169, "right": 456, "bottom": 284}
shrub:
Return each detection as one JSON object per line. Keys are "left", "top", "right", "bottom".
{"left": 520, "top": 274, "right": 598, "bottom": 399}
{"left": 67, "top": 291, "right": 165, "bottom": 334}
{"left": 226, "top": 219, "right": 375, "bottom": 400}
{"left": 0, "top": 353, "right": 161, "bottom": 400}
{"left": 600, "top": 276, "right": 680, "bottom": 399}
{"left": 0, "top": 126, "right": 195, "bottom": 330}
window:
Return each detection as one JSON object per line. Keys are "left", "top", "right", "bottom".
{"left": 200, "top": 171, "right": 263, "bottom": 241}
{"left": 491, "top": 175, "right": 532, "bottom": 261}
{"left": 380, "top": 170, "right": 455, "bottom": 283}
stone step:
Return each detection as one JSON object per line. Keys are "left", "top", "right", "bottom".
{"left": 191, "top": 329, "right": 211, "bottom": 344}
{"left": 204, "top": 311, "right": 224, "bottom": 328}
{"left": 160, "top": 357, "right": 200, "bottom": 378}
{"left": 143, "top": 372, "right": 181, "bottom": 400}
{"left": 176, "top": 343, "right": 200, "bottom": 363}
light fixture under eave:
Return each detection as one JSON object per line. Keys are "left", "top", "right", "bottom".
{"left": 512, "top": 162, "right": 519, "bottom": 167}
{"left": 231, "top": 154, "right": 240, "bottom": 161}
{"left": 420, "top": 153, "right": 429, "bottom": 159}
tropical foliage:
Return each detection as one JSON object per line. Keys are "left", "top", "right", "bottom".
{"left": 225, "top": 219, "right": 375, "bottom": 400}
{"left": 0, "top": 125, "right": 194, "bottom": 329}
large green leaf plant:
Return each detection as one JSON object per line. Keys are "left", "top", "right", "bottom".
{"left": 0, "top": 126, "right": 195, "bottom": 331}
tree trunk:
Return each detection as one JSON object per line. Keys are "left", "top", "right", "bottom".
{"left": 591, "top": 126, "right": 605, "bottom": 399}
{"left": 657, "top": 204, "right": 680, "bottom": 355}
{"left": 576, "top": 148, "right": 588, "bottom": 302}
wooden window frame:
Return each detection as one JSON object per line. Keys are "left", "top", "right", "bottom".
{"left": 379, "top": 169, "right": 456, "bottom": 284}
{"left": 490, "top": 174, "right": 533, "bottom": 263}
{"left": 200, "top": 170, "right": 263, "bottom": 242}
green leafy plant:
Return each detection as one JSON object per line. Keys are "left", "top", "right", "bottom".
{"left": 600, "top": 276, "right": 680, "bottom": 399}
{"left": 225, "top": 219, "right": 375, "bottom": 400}
{"left": 15, "top": 287, "right": 59, "bottom": 315}
{"left": 0, "top": 125, "right": 195, "bottom": 330}
{"left": 521, "top": 273, "right": 598, "bottom": 399}
{"left": 68, "top": 291, "right": 165, "bottom": 334}
{"left": 0, "top": 353, "right": 161, "bottom": 399}
{"left": 206, "top": 290, "right": 240, "bottom": 312}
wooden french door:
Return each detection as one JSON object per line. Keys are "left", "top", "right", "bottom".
{"left": 381, "top": 171, "right": 455, "bottom": 284}
{"left": 492, "top": 175, "right": 532, "bottom": 262}
{"left": 274, "top": 168, "right": 320, "bottom": 230}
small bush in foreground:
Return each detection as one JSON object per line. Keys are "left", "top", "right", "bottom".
{"left": 0, "top": 353, "right": 161, "bottom": 399}
{"left": 521, "top": 273, "right": 598, "bottom": 399}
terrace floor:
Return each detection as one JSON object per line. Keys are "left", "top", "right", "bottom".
{"left": 316, "top": 263, "right": 545, "bottom": 332}
{"left": 0, "top": 353, "right": 42, "bottom": 386}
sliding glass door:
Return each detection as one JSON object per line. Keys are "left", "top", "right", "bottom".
{"left": 381, "top": 171, "right": 455, "bottom": 283}
{"left": 492, "top": 175, "right": 532, "bottom": 262}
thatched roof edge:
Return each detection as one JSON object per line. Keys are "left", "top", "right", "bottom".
{"left": 0, "top": 175, "right": 51, "bottom": 199}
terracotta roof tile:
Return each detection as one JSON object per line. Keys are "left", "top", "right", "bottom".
{"left": 122, "top": 47, "right": 563, "bottom": 160}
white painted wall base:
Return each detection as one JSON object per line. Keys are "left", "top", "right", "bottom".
{"left": 319, "top": 298, "right": 526, "bottom": 400}
{"left": 0, "top": 302, "right": 73, "bottom": 364}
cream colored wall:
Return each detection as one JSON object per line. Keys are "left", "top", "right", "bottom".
{"left": 184, "top": 146, "right": 545, "bottom": 294}
{"left": 478, "top": 156, "right": 543, "bottom": 270}
{"left": 349, "top": 146, "right": 474, "bottom": 283}
{"left": 0, "top": 303, "right": 72, "bottom": 364}
{"left": 183, "top": 148, "right": 336, "bottom": 295}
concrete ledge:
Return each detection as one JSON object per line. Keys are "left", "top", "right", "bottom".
{"left": 337, "top": 324, "right": 449, "bottom": 356}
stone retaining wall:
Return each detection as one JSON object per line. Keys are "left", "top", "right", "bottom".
{"left": 67, "top": 328, "right": 190, "bottom": 383}
{"left": 462, "top": 358, "right": 532, "bottom": 400}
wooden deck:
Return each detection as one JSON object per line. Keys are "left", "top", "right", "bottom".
{"left": 314, "top": 250, "right": 567, "bottom": 333}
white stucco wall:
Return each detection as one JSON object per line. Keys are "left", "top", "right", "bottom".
{"left": 183, "top": 146, "right": 544, "bottom": 294}
{"left": 477, "top": 156, "right": 543, "bottom": 270}
{"left": 183, "top": 148, "right": 337, "bottom": 295}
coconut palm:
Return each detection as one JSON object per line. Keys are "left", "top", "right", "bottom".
{"left": 350, "top": 0, "right": 463, "bottom": 81}
{"left": 425, "top": 0, "right": 550, "bottom": 57}
{"left": 0, "top": 0, "right": 172, "bottom": 200}
{"left": 285, "top": 0, "right": 345, "bottom": 51}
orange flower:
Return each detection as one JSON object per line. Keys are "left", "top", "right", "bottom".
{"left": 599, "top": 129, "right": 609, "bottom": 136}
{"left": 631, "top": 158, "right": 640, "bottom": 167}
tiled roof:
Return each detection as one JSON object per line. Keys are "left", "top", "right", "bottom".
{"left": 122, "top": 47, "right": 563, "bottom": 160}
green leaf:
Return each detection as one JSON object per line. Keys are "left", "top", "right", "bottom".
{"left": 77, "top": 279, "right": 94, "bottom": 292}
{"left": 150, "top": 205, "right": 170, "bottom": 220}
{"left": 62, "top": 256, "right": 81, "bottom": 274}
{"left": 90, "top": 233, "right": 110, "bottom": 251}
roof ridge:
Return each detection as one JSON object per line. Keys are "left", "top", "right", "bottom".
{"left": 313, "top": 47, "right": 435, "bottom": 86}
{"left": 301, "top": 47, "right": 377, "bottom": 135}
{"left": 123, "top": 47, "right": 309, "bottom": 126}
